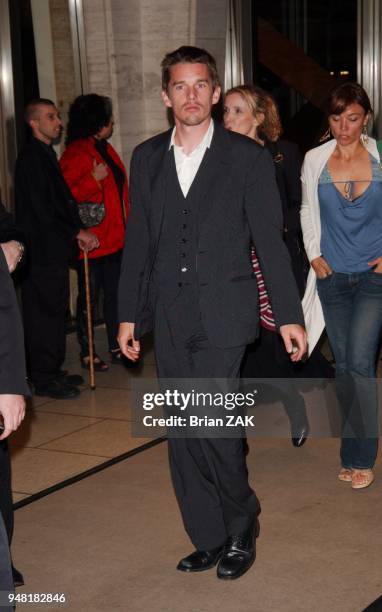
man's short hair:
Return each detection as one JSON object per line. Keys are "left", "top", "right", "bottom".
{"left": 161, "top": 46, "right": 220, "bottom": 91}
{"left": 24, "top": 98, "right": 56, "bottom": 123}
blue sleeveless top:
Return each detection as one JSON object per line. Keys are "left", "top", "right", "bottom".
{"left": 318, "top": 154, "right": 382, "bottom": 273}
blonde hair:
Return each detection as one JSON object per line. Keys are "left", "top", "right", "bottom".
{"left": 225, "top": 85, "right": 282, "bottom": 142}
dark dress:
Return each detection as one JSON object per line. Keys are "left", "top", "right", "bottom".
{"left": 241, "top": 139, "right": 334, "bottom": 381}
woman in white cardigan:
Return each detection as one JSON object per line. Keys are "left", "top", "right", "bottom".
{"left": 301, "top": 82, "right": 382, "bottom": 489}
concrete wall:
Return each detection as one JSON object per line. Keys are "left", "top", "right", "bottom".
{"left": 82, "top": 0, "right": 228, "bottom": 168}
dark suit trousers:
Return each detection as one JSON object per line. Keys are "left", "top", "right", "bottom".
{"left": 0, "top": 512, "right": 13, "bottom": 607}
{"left": 0, "top": 441, "right": 13, "bottom": 545}
{"left": 154, "top": 287, "right": 260, "bottom": 550}
{"left": 22, "top": 266, "right": 69, "bottom": 386}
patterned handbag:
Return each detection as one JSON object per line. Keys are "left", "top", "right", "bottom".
{"left": 78, "top": 202, "right": 106, "bottom": 228}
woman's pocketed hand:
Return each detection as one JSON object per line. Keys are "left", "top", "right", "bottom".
{"left": 367, "top": 256, "right": 382, "bottom": 274}
{"left": 311, "top": 256, "right": 332, "bottom": 279}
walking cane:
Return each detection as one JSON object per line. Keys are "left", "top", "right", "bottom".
{"left": 83, "top": 250, "right": 95, "bottom": 390}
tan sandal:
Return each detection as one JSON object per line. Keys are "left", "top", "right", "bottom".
{"left": 351, "top": 469, "right": 374, "bottom": 490}
{"left": 338, "top": 468, "right": 352, "bottom": 482}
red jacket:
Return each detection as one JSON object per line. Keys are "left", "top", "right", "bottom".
{"left": 60, "top": 137, "right": 128, "bottom": 259}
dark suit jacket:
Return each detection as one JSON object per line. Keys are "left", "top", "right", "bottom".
{"left": 0, "top": 242, "right": 28, "bottom": 602}
{"left": 118, "top": 122, "right": 304, "bottom": 349}
{"left": 0, "top": 249, "right": 29, "bottom": 395}
{"left": 15, "top": 137, "right": 82, "bottom": 268}
{"left": 0, "top": 202, "right": 25, "bottom": 245}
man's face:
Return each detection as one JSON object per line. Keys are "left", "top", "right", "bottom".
{"left": 29, "top": 104, "right": 62, "bottom": 144}
{"left": 161, "top": 62, "right": 221, "bottom": 127}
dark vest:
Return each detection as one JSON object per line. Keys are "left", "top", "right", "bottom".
{"left": 152, "top": 149, "right": 208, "bottom": 301}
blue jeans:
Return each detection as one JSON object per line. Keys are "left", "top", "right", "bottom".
{"left": 317, "top": 270, "right": 382, "bottom": 469}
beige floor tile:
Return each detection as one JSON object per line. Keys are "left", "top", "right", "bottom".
{"left": 11, "top": 439, "right": 382, "bottom": 612}
{"left": 91, "top": 363, "right": 158, "bottom": 390}
{"left": 9, "top": 411, "right": 102, "bottom": 448}
{"left": 26, "top": 395, "right": 55, "bottom": 409}
{"left": 81, "top": 364, "right": 141, "bottom": 390}
{"left": 39, "top": 420, "right": 152, "bottom": 457}
{"left": 128, "top": 363, "right": 158, "bottom": 380}
{"left": 10, "top": 447, "right": 107, "bottom": 494}
{"left": 61, "top": 361, "right": 158, "bottom": 391}
{"left": 35, "top": 387, "right": 137, "bottom": 420}
{"left": 12, "top": 492, "right": 30, "bottom": 502}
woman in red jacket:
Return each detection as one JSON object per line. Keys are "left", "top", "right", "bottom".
{"left": 60, "top": 94, "right": 129, "bottom": 370}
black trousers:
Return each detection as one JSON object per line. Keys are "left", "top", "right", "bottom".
{"left": 76, "top": 250, "right": 122, "bottom": 357}
{"left": 154, "top": 287, "right": 260, "bottom": 550}
{"left": 0, "top": 441, "right": 13, "bottom": 544}
{"left": 0, "top": 511, "right": 13, "bottom": 608}
{"left": 22, "top": 266, "right": 69, "bottom": 386}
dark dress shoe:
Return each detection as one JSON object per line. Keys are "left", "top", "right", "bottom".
{"left": 34, "top": 380, "right": 80, "bottom": 399}
{"left": 12, "top": 565, "right": 24, "bottom": 588}
{"left": 217, "top": 518, "right": 260, "bottom": 580}
{"left": 291, "top": 421, "right": 310, "bottom": 448}
{"left": 57, "top": 371, "right": 84, "bottom": 386}
{"left": 110, "top": 351, "right": 141, "bottom": 369}
{"left": 177, "top": 546, "right": 224, "bottom": 572}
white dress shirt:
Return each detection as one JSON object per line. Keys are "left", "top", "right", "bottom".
{"left": 169, "top": 120, "right": 214, "bottom": 197}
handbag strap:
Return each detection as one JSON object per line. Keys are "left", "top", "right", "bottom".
{"left": 266, "top": 140, "right": 289, "bottom": 229}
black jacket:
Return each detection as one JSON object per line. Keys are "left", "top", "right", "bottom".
{"left": 0, "top": 249, "right": 29, "bottom": 395}
{"left": 118, "top": 123, "right": 304, "bottom": 348}
{"left": 15, "top": 137, "right": 82, "bottom": 267}
{"left": 0, "top": 202, "right": 24, "bottom": 244}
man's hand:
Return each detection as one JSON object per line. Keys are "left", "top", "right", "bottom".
{"left": 368, "top": 256, "right": 382, "bottom": 274}
{"left": 279, "top": 324, "right": 307, "bottom": 362}
{"left": 77, "top": 229, "right": 99, "bottom": 252}
{"left": 0, "top": 394, "right": 25, "bottom": 440}
{"left": 118, "top": 322, "right": 140, "bottom": 361}
{"left": 311, "top": 256, "right": 332, "bottom": 279}
{"left": 1, "top": 240, "right": 24, "bottom": 273}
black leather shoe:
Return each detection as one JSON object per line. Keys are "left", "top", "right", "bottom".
{"left": 34, "top": 380, "right": 80, "bottom": 399}
{"left": 110, "top": 351, "right": 141, "bottom": 369}
{"left": 291, "top": 420, "right": 310, "bottom": 448}
{"left": 12, "top": 565, "right": 24, "bottom": 588}
{"left": 177, "top": 546, "right": 224, "bottom": 572}
{"left": 57, "top": 371, "right": 84, "bottom": 386}
{"left": 217, "top": 518, "right": 260, "bottom": 580}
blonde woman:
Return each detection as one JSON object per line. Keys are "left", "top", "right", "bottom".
{"left": 224, "top": 86, "right": 332, "bottom": 447}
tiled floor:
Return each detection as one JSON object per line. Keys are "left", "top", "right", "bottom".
{"left": 8, "top": 327, "right": 382, "bottom": 612}
{"left": 9, "top": 326, "right": 157, "bottom": 499}
{"left": 12, "top": 437, "right": 382, "bottom": 612}
{"left": 9, "top": 326, "right": 380, "bottom": 503}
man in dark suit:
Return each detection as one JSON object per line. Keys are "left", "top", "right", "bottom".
{"left": 15, "top": 99, "right": 98, "bottom": 399}
{"left": 0, "top": 230, "right": 28, "bottom": 604}
{"left": 118, "top": 47, "right": 307, "bottom": 580}
{"left": 0, "top": 203, "right": 27, "bottom": 588}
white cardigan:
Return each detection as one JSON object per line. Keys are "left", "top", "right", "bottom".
{"left": 300, "top": 137, "right": 379, "bottom": 355}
